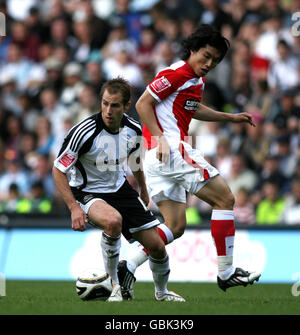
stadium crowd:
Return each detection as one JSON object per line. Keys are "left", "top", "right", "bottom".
{"left": 0, "top": 0, "right": 299, "bottom": 225}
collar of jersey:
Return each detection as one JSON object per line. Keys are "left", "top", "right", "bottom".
{"left": 98, "top": 112, "right": 124, "bottom": 134}
{"left": 183, "top": 60, "right": 200, "bottom": 78}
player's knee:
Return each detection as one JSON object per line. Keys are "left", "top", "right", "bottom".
{"left": 148, "top": 240, "right": 166, "bottom": 259}
{"left": 172, "top": 226, "right": 185, "bottom": 239}
{"left": 223, "top": 192, "right": 235, "bottom": 209}
{"left": 105, "top": 213, "right": 122, "bottom": 237}
{"left": 214, "top": 191, "right": 235, "bottom": 210}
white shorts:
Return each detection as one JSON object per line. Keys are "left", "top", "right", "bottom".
{"left": 144, "top": 141, "right": 219, "bottom": 204}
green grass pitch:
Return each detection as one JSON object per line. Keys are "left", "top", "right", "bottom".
{"left": 0, "top": 281, "right": 299, "bottom": 315}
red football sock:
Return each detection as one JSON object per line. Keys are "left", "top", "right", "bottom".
{"left": 211, "top": 210, "right": 235, "bottom": 256}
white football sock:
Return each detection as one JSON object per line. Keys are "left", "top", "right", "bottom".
{"left": 149, "top": 254, "right": 170, "bottom": 297}
{"left": 101, "top": 232, "right": 121, "bottom": 285}
{"left": 218, "top": 255, "right": 235, "bottom": 280}
{"left": 125, "top": 241, "right": 148, "bottom": 274}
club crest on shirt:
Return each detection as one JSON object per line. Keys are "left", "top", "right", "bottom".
{"left": 151, "top": 76, "right": 171, "bottom": 93}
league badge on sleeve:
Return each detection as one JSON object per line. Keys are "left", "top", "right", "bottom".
{"left": 59, "top": 152, "right": 76, "bottom": 168}
{"left": 151, "top": 76, "right": 171, "bottom": 93}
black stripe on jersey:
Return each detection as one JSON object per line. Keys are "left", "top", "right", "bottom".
{"left": 122, "top": 114, "right": 142, "bottom": 136}
{"left": 72, "top": 122, "right": 96, "bottom": 153}
{"left": 70, "top": 120, "right": 96, "bottom": 152}
{"left": 74, "top": 160, "right": 87, "bottom": 190}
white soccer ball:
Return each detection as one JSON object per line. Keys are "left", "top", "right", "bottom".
{"left": 76, "top": 270, "right": 112, "bottom": 301}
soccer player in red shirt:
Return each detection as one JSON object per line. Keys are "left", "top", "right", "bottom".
{"left": 118, "top": 24, "right": 261, "bottom": 299}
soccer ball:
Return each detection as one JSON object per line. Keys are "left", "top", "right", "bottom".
{"left": 76, "top": 271, "right": 112, "bottom": 301}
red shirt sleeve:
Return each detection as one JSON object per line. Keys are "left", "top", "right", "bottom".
{"left": 147, "top": 68, "right": 183, "bottom": 102}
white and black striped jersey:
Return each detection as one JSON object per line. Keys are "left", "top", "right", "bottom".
{"left": 54, "top": 112, "right": 142, "bottom": 193}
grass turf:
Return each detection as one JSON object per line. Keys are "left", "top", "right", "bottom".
{"left": 0, "top": 281, "right": 299, "bottom": 315}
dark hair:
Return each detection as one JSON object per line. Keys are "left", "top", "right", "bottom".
{"left": 100, "top": 77, "right": 131, "bottom": 106}
{"left": 181, "top": 24, "right": 230, "bottom": 61}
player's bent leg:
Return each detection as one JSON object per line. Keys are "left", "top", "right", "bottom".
{"left": 117, "top": 227, "right": 167, "bottom": 301}
{"left": 195, "top": 175, "right": 261, "bottom": 290}
{"left": 194, "top": 175, "right": 235, "bottom": 210}
{"left": 134, "top": 227, "right": 185, "bottom": 302}
{"left": 88, "top": 200, "right": 123, "bottom": 300}
{"left": 117, "top": 201, "right": 185, "bottom": 295}
{"left": 88, "top": 200, "right": 122, "bottom": 238}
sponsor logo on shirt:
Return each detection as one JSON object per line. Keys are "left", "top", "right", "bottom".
{"left": 59, "top": 152, "right": 76, "bottom": 167}
{"left": 184, "top": 99, "right": 200, "bottom": 111}
{"left": 151, "top": 76, "right": 171, "bottom": 93}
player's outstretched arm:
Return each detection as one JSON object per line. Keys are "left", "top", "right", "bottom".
{"left": 193, "top": 103, "right": 256, "bottom": 127}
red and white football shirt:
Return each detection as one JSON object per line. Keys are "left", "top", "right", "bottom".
{"left": 144, "top": 60, "right": 205, "bottom": 149}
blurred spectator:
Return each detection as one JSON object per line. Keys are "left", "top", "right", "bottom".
{"left": 242, "top": 111, "right": 271, "bottom": 170}
{"left": 269, "top": 89, "right": 300, "bottom": 135}
{"left": 72, "top": 18, "right": 99, "bottom": 64}
{"left": 0, "top": 157, "right": 30, "bottom": 200}
{"left": 223, "top": 0, "right": 248, "bottom": 36}
{"left": 255, "top": 13, "right": 294, "bottom": 62}
{"left": 10, "top": 20, "right": 40, "bottom": 62}
{"left": 256, "top": 179, "right": 286, "bottom": 224}
{"left": 227, "top": 154, "right": 258, "bottom": 196}
{"left": 0, "top": 182, "right": 31, "bottom": 213}
{"left": 247, "top": 79, "right": 272, "bottom": 119}
{"left": 0, "top": 43, "right": 45, "bottom": 92}
{"left": 19, "top": 131, "right": 38, "bottom": 169}
{"left": 198, "top": 0, "right": 233, "bottom": 35}
{"left": 72, "top": 0, "right": 110, "bottom": 50}
{"left": 24, "top": 6, "right": 49, "bottom": 41}
{"left": 282, "top": 177, "right": 300, "bottom": 225}
{"left": 214, "top": 137, "right": 232, "bottom": 179}
{"left": 17, "top": 92, "right": 40, "bottom": 132}
{"left": 48, "top": 16, "right": 78, "bottom": 54}
{"left": 102, "top": 42, "right": 144, "bottom": 90}
{"left": 4, "top": 114, "right": 23, "bottom": 152}
{"left": 160, "top": 16, "right": 182, "bottom": 55}
{"left": 60, "top": 62, "right": 85, "bottom": 108}
{"left": 0, "top": 73, "right": 22, "bottom": 115}
{"left": 70, "top": 85, "right": 99, "bottom": 124}
{"left": 271, "top": 134, "right": 297, "bottom": 179}
{"left": 135, "top": 26, "right": 157, "bottom": 72}
{"left": 191, "top": 122, "right": 221, "bottom": 159}
{"left": 35, "top": 116, "right": 55, "bottom": 156}
{"left": 180, "top": 17, "right": 197, "bottom": 39}
{"left": 267, "top": 39, "right": 299, "bottom": 93}
{"left": 257, "top": 154, "right": 288, "bottom": 194}
{"left": 84, "top": 60, "right": 106, "bottom": 95}
{"left": 42, "top": 56, "right": 64, "bottom": 94}
{"left": 39, "top": 87, "right": 67, "bottom": 154}
{"left": 101, "top": 17, "right": 137, "bottom": 59}
{"left": 234, "top": 188, "right": 256, "bottom": 225}
{"left": 230, "top": 62, "right": 252, "bottom": 112}
{"left": 28, "top": 153, "right": 56, "bottom": 199}
{"left": 29, "top": 180, "right": 52, "bottom": 213}
{"left": 228, "top": 122, "right": 246, "bottom": 154}
{"left": 52, "top": 44, "right": 71, "bottom": 64}
{"left": 110, "top": 0, "right": 143, "bottom": 44}
{"left": 153, "top": 40, "right": 179, "bottom": 73}
{"left": 7, "top": 0, "right": 39, "bottom": 21}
